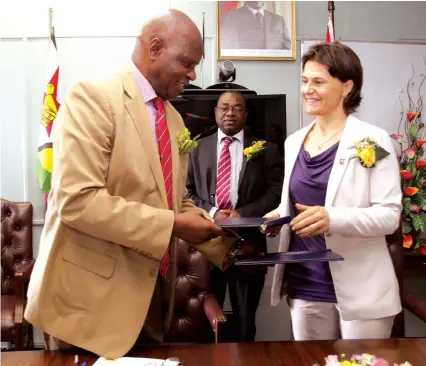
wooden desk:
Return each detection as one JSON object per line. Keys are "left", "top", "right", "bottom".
{"left": 2, "top": 338, "right": 425, "bottom": 366}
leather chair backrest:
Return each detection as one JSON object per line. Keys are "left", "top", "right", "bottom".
{"left": 1, "top": 199, "right": 33, "bottom": 296}
{"left": 165, "top": 240, "right": 212, "bottom": 342}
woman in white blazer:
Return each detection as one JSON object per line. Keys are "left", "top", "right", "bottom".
{"left": 264, "top": 42, "right": 402, "bottom": 340}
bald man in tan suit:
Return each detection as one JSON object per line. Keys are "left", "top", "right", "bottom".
{"left": 25, "top": 10, "right": 248, "bottom": 358}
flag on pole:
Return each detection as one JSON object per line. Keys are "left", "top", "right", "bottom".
{"left": 37, "top": 10, "right": 60, "bottom": 195}
{"left": 326, "top": 1, "right": 335, "bottom": 43}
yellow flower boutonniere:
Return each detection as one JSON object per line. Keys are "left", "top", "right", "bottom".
{"left": 176, "top": 128, "right": 200, "bottom": 155}
{"left": 350, "top": 137, "right": 389, "bottom": 168}
{"left": 244, "top": 140, "right": 266, "bottom": 161}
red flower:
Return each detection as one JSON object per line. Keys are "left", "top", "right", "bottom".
{"left": 407, "top": 112, "right": 420, "bottom": 122}
{"left": 416, "top": 139, "right": 426, "bottom": 149}
{"left": 423, "top": 181, "right": 426, "bottom": 188}
{"left": 416, "top": 160, "right": 426, "bottom": 169}
{"left": 410, "top": 204, "right": 420, "bottom": 213}
{"left": 403, "top": 234, "right": 413, "bottom": 249}
{"left": 400, "top": 170, "right": 414, "bottom": 180}
{"left": 403, "top": 148, "right": 416, "bottom": 159}
{"left": 420, "top": 243, "right": 426, "bottom": 255}
{"left": 390, "top": 134, "right": 403, "bottom": 143}
{"left": 404, "top": 187, "right": 419, "bottom": 196}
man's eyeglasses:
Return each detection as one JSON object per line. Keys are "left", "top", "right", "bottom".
{"left": 215, "top": 106, "right": 246, "bottom": 114}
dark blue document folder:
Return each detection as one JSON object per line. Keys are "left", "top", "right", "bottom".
{"left": 234, "top": 249, "right": 344, "bottom": 266}
{"left": 215, "top": 216, "right": 291, "bottom": 229}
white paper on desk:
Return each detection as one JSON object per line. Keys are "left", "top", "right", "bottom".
{"left": 93, "top": 357, "right": 179, "bottom": 366}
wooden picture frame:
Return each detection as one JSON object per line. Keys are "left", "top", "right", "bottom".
{"left": 217, "top": 1, "right": 296, "bottom": 61}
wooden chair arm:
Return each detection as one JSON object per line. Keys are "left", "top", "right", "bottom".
{"left": 13, "top": 259, "right": 35, "bottom": 283}
{"left": 402, "top": 290, "right": 426, "bottom": 323}
{"left": 203, "top": 293, "right": 227, "bottom": 343}
{"left": 12, "top": 259, "right": 35, "bottom": 325}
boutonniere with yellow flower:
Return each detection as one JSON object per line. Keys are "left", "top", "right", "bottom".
{"left": 176, "top": 128, "right": 200, "bottom": 155}
{"left": 350, "top": 137, "right": 389, "bottom": 168}
{"left": 244, "top": 140, "right": 267, "bottom": 161}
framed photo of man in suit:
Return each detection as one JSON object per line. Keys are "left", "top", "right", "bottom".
{"left": 217, "top": 1, "right": 296, "bottom": 61}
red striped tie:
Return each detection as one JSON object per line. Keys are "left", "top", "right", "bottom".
{"left": 153, "top": 97, "right": 172, "bottom": 278}
{"left": 216, "top": 137, "right": 235, "bottom": 210}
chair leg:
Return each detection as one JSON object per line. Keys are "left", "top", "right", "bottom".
{"left": 26, "top": 324, "right": 34, "bottom": 349}
{"left": 14, "top": 326, "right": 24, "bottom": 350}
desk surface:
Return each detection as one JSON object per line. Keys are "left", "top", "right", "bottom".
{"left": 2, "top": 338, "right": 425, "bottom": 366}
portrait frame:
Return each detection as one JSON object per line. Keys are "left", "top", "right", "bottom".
{"left": 217, "top": 1, "right": 296, "bottom": 61}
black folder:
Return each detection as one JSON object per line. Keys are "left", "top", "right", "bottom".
{"left": 234, "top": 249, "right": 344, "bottom": 266}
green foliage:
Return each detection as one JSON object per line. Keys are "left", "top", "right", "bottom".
{"left": 411, "top": 213, "right": 426, "bottom": 232}
{"left": 402, "top": 219, "right": 412, "bottom": 234}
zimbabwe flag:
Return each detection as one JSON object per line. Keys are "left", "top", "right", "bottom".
{"left": 37, "top": 24, "right": 60, "bottom": 195}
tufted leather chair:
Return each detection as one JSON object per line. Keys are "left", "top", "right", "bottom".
{"left": 164, "top": 240, "right": 227, "bottom": 344}
{"left": 1, "top": 199, "right": 35, "bottom": 349}
{"left": 386, "top": 225, "right": 426, "bottom": 337}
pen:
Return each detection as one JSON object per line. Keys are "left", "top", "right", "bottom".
{"left": 74, "top": 354, "right": 79, "bottom": 366}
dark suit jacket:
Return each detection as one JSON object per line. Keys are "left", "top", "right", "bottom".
{"left": 187, "top": 132, "right": 284, "bottom": 252}
{"left": 221, "top": 5, "right": 291, "bottom": 50}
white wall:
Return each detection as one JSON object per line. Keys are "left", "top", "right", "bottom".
{"left": 2, "top": 1, "right": 426, "bottom": 347}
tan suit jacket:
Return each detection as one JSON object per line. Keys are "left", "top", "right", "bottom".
{"left": 24, "top": 65, "right": 234, "bottom": 357}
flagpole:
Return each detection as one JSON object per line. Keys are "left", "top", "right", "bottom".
{"left": 328, "top": 1, "right": 335, "bottom": 40}
{"left": 200, "top": 11, "right": 205, "bottom": 88}
{"left": 44, "top": 7, "right": 54, "bottom": 212}
{"left": 48, "top": 8, "right": 53, "bottom": 37}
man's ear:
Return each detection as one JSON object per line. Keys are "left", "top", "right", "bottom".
{"left": 149, "top": 38, "right": 164, "bottom": 61}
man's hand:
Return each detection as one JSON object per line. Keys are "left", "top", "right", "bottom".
{"left": 218, "top": 209, "right": 241, "bottom": 219}
{"left": 261, "top": 212, "right": 281, "bottom": 237}
{"left": 290, "top": 203, "right": 330, "bottom": 238}
{"left": 213, "top": 210, "right": 230, "bottom": 221}
{"left": 172, "top": 211, "right": 225, "bottom": 245}
{"left": 223, "top": 240, "right": 265, "bottom": 272}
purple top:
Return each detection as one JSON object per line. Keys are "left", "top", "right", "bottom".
{"left": 285, "top": 143, "right": 338, "bottom": 303}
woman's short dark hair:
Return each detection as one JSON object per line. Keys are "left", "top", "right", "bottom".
{"left": 302, "top": 42, "right": 363, "bottom": 115}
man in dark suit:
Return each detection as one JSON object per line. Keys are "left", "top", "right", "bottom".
{"left": 221, "top": 1, "right": 291, "bottom": 50}
{"left": 186, "top": 91, "right": 283, "bottom": 341}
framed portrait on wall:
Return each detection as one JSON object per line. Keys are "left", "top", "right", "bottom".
{"left": 217, "top": 1, "right": 296, "bottom": 61}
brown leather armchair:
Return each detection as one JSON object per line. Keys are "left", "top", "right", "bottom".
{"left": 164, "top": 240, "right": 227, "bottom": 344}
{"left": 1, "top": 199, "right": 35, "bottom": 350}
{"left": 386, "top": 226, "right": 426, "bottom": 337}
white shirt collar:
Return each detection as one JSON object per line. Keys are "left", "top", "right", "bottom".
{"left": 217, "top": 128, "right": 244, "bottom": 143}
{"left": 247, "top": 5, "right": 265, "bottom": 17}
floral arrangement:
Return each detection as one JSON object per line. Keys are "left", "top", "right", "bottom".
{"left": 244, "top": 140, "right": 266, "bottom": 161}
{"left": 390, "top": 60, "right": 426, "bottom": 255}
{"left": 350, "top": 137, "right": 389, "bottom": 168}
{"left": 314, "top": 353, "right": 412, "bottom": 366}
{"left": 176, "top": 128, "right": 200, "bottom": 155}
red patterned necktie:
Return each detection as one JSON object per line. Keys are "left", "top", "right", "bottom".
{"left": 216, "top": 137, "right": 235, "bottom": 210}
{"left": 153, "top": 97, "right": 172, "bottom": 278}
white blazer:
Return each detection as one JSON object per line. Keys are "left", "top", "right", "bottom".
{"left": 271, "top": 115, "right": 402, "bottom": 321}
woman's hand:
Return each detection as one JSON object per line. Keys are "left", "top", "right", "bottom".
{"left": 261, "top": 212, "right": 282, "bottom": 237}
{"left": 290, "top": 203, "right": 330, "bottom": 238}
